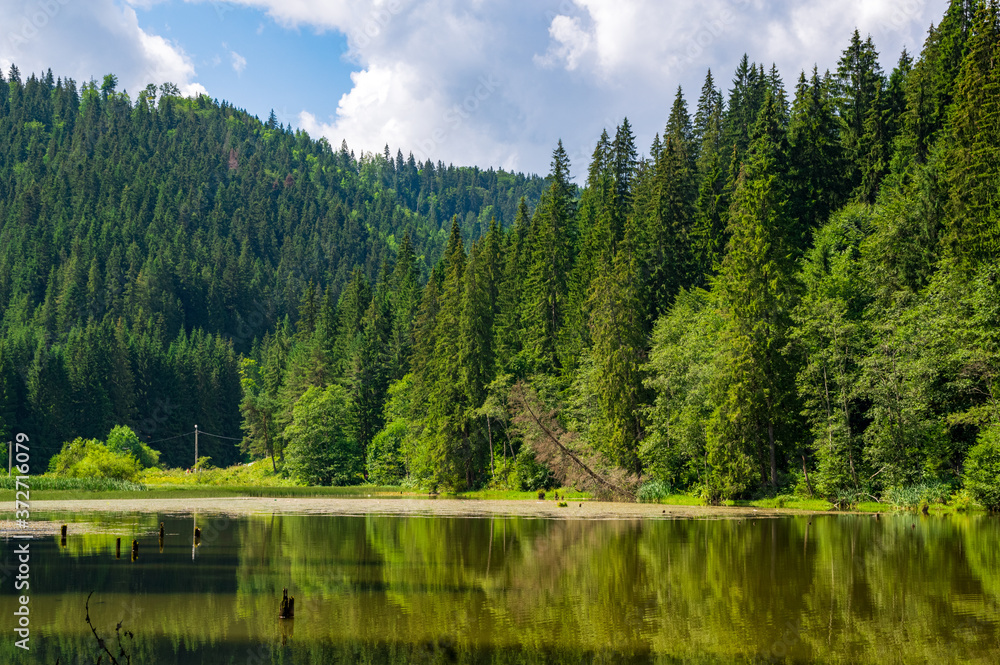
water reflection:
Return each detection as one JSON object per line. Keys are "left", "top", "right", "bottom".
{"left": 3, "top": 512, "right": 999, "bottom": 664}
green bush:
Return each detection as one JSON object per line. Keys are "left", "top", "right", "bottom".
{"left": 882, "top": 479, "right": 953, "bottom": 508}
{"left": 284, "top": 385, "right": 363, "bottom": 486}
{"left": 367, "top": 420, "right": 408, "bottom": 485}
{"left": 637, "top": 479, "right": 672, "bottom": 503}
{"left": 511, "top": 446, "right": 553, "bottom": 492}
{"left": 48, "top": 438, "right": 143, "bottom": 482}
{"left": 106, "top": 425, "right": 160, "bottom": 469}
{"left": 965, "top": 425, "right": 1000, "bottom": 512}
{"left": 47, "top": 425, "right": 162, "bottom": 483}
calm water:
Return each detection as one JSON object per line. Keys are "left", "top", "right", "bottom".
{"left": 2, "top": 510, "right": 999, "bottom": 664}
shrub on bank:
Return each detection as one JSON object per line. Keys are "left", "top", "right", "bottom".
{"left": 48, "top": 425, "right": 161, "bottom": 482}
{"left": 637, "top": 479, "right": 672, "bottom": 503}
{"left": 965, "top": 425, "right": 1000, "bottom": 512}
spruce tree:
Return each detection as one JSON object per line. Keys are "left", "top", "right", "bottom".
{"left": 787, "top": 68, "right": 846, "bottom": 247}
{"left": 708, "top": 92, "right": 799, "bottom": 496}
{"left": 425, "top": 218, "right": 470, "bottom": 488}
{"left": 523, "top": 144, "right": 575, "bottom": 372}
{"left": 943, "top": 0, "right": 1000, "bottom": 267}
{"left": 587, "top": 218, "right": 647, "bottom": 475}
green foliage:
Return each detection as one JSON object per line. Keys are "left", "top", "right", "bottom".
{"left": 4, "top": 0, "right": 999, "bottom": 502}
{"left": 964, "top": 425, "right": 1000, "bottom": 511}
{"left": 511, "top": 445, "right": 554, "bottom": 492}
{"left": 708, "top": 91, "right": 800, "bottom": 496}
{"left": 0, "top": 70, "right": 544, "bottom": 472}
{"left": 791, "top": 205, "right": 871, "bottom": 496}
{"left": 882, "top": 479, "right": 955, "bottom": 508}
{"left": 47, "top": 438, "right": 143, "bottom": 482}
{"left": 0, "top": 475, "right": 147, "bottom": 492}
{"left": 642, "top": 288, "right": 721, "bottom": 489}
{"left": 142, "top": 460, "right": 299, "bottom": 487}
{"left": 47, "top": 424, "right": 160, "bottom": 482}
{"left": 367, "top": 420, "right": 408, "bottom": 485}
{"left": 284, "top": 385, "right": 362, "bottom": 486}
{"left": 637, "top": 480, "right": 672, "bottom": 503}
{"left": 106, "top": 425, "right": 161, "bottom": 469}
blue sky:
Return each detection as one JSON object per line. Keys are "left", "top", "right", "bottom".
{"left": 1, "top": 0, "right": 950, "bottom": 176}
{"left": 136, "top": 1, "right": 355, "bottom": 128}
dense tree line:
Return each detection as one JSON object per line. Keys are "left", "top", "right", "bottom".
{"left": 2, "top": 0, "right": 998, "bottom": 505}
{"left": 0, "top": 69, "right": 544, "bottom": 468}
{"left": 243, "top": 0, "right": 997, "bottom": 504}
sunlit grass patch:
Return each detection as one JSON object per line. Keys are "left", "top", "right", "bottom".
{"left": 0, "top": 475, "right": 147, "bottom": 492}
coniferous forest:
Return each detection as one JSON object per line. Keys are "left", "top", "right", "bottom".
{"left": 2, "top": 0, "right": 999, "bottom": 506}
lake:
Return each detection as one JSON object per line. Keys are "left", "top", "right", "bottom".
{"left": 3, "top": 509, "right": 999, "bottom": 664}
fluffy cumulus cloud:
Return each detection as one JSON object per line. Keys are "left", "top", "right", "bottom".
{"left": 222, "top": 0, "right": 948, "bottom": 175}
{"left": 0, "top": 0, "right": 204, "bottom": 97}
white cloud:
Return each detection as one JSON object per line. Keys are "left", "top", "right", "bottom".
{"left": 230, "top": 49, "right": 247, "bottom": 74}
{"left": 2, "top": 0, "right": 949, "bottom": 175}
{"left": 0, "top": 0, "right": 203, "bottom": 97}
{"left": 211, "top": 0, "right": 947, "bottom": 175}
{"left": 536, "top": 15, "right": 593, "bottom": 72}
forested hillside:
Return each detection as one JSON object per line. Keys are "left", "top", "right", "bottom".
{"left": 0, "top": 71, "right": 545, "bottom": 467}
{"left": 2, "top": 0, "right": 999, "bottom": 506}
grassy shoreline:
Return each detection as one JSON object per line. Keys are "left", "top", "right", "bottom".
{"left": 2, "top": 469, "right": 986, "bottom": 514}
{"left": 1, "top": 483, "right": 985, "bottom": 514}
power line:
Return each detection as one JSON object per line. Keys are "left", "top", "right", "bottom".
{"left": 197, "top": 430, "right": 243, "bottom": 441}
{"left": 145, "top": 431, "right": 194, "bottom": 445}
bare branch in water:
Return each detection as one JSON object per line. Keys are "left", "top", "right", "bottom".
{"left": 84, "top": 592, "right": 133, "bottom": 665}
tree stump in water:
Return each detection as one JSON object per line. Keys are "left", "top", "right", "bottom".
{"left": 115, "top": 537, "right": 121, "bottom": 559}
{"left": 131, "top": 539, "right": 139, "bottom": 562}
{"left": 279, "top": 588, "right": 295, "bottom": 619}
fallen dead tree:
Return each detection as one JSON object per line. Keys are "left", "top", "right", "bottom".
{"left": 509, "top": 382, "right": 637, "bottom": 502}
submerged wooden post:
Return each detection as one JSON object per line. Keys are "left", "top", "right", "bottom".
{"left": 115, "top": 537, "right": 121, "bottom": 559}
{"left": 131, "top": 539, "right": 139, "bottom": 561}
{"left": 159, "top": 522, "right": 165, "bottom": 552}
{"left": 60, "top": 524, "right": 67, "bottom": 547}
{"left": 278, "top": 588, "right": 295, "bottom": 619}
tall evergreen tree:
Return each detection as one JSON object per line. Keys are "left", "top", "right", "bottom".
{"left": 942, "top": 0, "right": 1000, "bottom": 267}
{"left": 523, "top": 143, "right": 575, "bottom": 372}
{"left": 587, "top": 218, "right": 647, "bottom": 475}
{"left": 708, "top": 92, "right": 799, "bottom": 497}
{"left": 788, "top": 68, "right": 846, "bottom": 246}
{"left": 836, "top": 30, "right": 885, "bottom": 194}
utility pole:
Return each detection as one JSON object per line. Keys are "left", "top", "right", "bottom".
{"left": 7, "top": 441, "right": 11, "bottom": 476}
{"left": 194, "top": 425, "right": 198, "bottom": 471}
